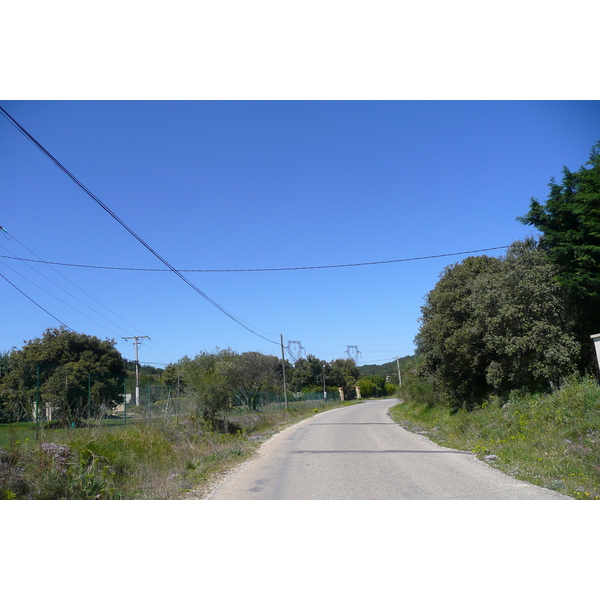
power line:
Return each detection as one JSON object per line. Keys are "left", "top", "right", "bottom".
{"left": 0, "top": 271, "right": 72, "bottom": 330}
{"left": 1, "top": 233, "right": 218, "bottom": 366}
{"left": 0, "top": 105, "right": 278, "bottom": 346}
{"left": 0, "top": 245, "right": 510, "bottom": 273}
{"left": 1, "top": 239, "right": 175, "bottom": 364}
{"left": 7, "top": 234, "right": 146, "bottom": 335}
{"left": 0, "top": 257, "right": 124, "bottom": 336}
{"left": 129, "top": 361, "right": 171, "bottom": 366}
{"left": 0, "top": 241, "right": 133, "bottom": 339}
{"left": 0, "top": 233, "right": 176, "bottom": 363}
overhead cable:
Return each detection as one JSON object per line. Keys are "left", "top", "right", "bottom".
{"left": 0, "top": 257, "right": 124, "bottom": 337}
{"left": 0, "top": 105, "right": 278, "bottom": 346}
{"left": 0, "top": 245, "right": 510, "bottom": 273}
{"left": 0, "top": 241, "right": 133, "bottom": 339}
{"left": 0, "top": 271, "right": 72, "bottom": 331}
{"left": 2, "top": 232, "right": 175, "bottom": 363}
{"left": 7, "top": 234, "right": 146, "bottom": 335}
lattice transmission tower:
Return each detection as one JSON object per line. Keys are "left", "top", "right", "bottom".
{"left": 345, "top": 345, "right": 362, "bottom": 365}
{"left": 285, "top": 340, "right": 306, "bottom": 364}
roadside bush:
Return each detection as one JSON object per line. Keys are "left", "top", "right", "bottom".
{"left": 357, "top": 378, "right": 374, "bottom": 397}
{"left": 384, "top": 383, "right": 398, "bottom": 397}
{"left": 357, "top": 376, "right": 397, "bottom": 398}
{"left": 398, "top": 355, "right": 437, "bottom": 405}
{"left": 390, "top": 377, "right": 600, "bottom": 499}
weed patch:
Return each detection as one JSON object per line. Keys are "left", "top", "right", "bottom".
{"left": 391, "top": 378, "right": 600, "bottom": 499}
{"left": 1, "top": 402, "right": 350, "bottom": 499}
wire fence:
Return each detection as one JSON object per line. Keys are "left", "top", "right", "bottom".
{"left": 125, "top": 385, "right": 343, "bottom": 421}
{"left": 231, "top": 389, "right": 341, "bottom": 412}
{"left": 1, "top": 362, "right": 346, "bottom": 430}
{"left": 95, "top": 382, "right": 343, "bottom": 426}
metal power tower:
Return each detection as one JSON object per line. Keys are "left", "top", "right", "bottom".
{"left": 345, "top": 345, "right": 362, "bottom": 365}
{"left": 285, "top": 340, "right": 306, "bottom": 364}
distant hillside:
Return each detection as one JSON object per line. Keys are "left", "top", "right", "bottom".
{"left": 358, "top": 355, "right": 414, "bottom": 379}
{"left": 123, "top": 360, "right": 164, "bottom": 376}
{"left": 123, "top": 360, "right": 164, "bottom": 388}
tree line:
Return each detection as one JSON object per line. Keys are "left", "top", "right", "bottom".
{"left": 162, "top": 350, "right": 362, "bottom": 423}
{"left": 408, "top": 141, "right": 600, "bottom": 409}
{"left": 0, "top": 329, "right": 363, "bottom": 426}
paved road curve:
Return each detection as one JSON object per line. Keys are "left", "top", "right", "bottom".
{"left": 206, "top": 399, "right": 571, "bottom": 500}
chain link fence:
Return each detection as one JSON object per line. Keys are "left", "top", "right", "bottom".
{"left": 2, "top": 367, "right": 344, "bottom": 429}
{"left": 231, "top": 389, "right": 341, "bottom": 411}
{"left": 123, "top": 385, "right": 343, "bottom": 421}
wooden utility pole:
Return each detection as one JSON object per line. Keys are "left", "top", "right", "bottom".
{"left": 396, "top": 356, "right": 402, "bottom": 386}
{"left": 123, "top": 336, "right": 149, "bottom": 406}
{"left": 280, "top": 334, "right": 288, "bottom": 409}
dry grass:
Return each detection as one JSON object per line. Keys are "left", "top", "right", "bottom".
{"left": 1, "top": 403, "right": 347, "bottom": 499}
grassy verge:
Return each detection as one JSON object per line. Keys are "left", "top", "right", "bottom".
{"left": 390, "top": 378, "right": 600, "bottom": 499}
{"left": 0, "top": 402, "right": 351, "bottom": 500}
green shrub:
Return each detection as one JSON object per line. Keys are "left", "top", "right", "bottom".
{"left": 384, "top": 383, "right": 398, "bottom": 397}
{"left": 357, "top": 378, "right": 374, "bottom": 397}
{"left": 390, "top": 377, "right": 600, "bottom": 499}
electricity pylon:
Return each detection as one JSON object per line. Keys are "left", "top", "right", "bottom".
{"left": 345, "top": 345, "right": 362, "bottom": 365}
{"left": 285, "top": 340, "right": 306, "bottom": 364}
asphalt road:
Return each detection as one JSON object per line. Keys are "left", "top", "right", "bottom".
{"left": 206, "top": 399, "right": 571, "bottom": 500}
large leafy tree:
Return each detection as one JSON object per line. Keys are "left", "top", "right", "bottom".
{"left": 416, "top": 255, "right": 502, "bottom": 407}
{"left": 518, "top": 142, "right": 600, "bottom": 364}
{"left": 471, "top": 239, "right": 579, "bottom": 394}
{"left": 326, "top": 358, "right": 360, "bottom": 400}
{"left": 226, "top": 351, "right": 284, "bottom": 409}
{"left": 179, "top": 349, "right": 237, "bottom": 424}
{"left": 162, "top": 362, "right": 184, "bottom": 392}
{"left": 0, "top": 327, "right": 126, "bottom": 424}
{"left": 416, "top": 241, "right": 580, "bottom": 407}
{"left": 180, "top": 348, "right": 286, "bottom": 417}
{"left": 289, "top": 354, "right": 325, "bottom": 393}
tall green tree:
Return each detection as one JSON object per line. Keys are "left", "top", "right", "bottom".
{"left": 179, "top": 349, "right": 237, "bottom": 424}
{"left": 162, "top": 362, "right": 184, "bottom": 391}
{"left": 289, "top": 354, "right": 324, "bottom": 393}
{"left": 518, "top": 141, "right": 600, "bottom": 365}
{"left": 179, "top": 348, "right": 286, "bottom": 417}
{"left": 326, "top": 358, "right": 360, "bottom": 400}
{"left": 416, "top": 254, "right": 502, "bottom": 407}
{"left": 0, "top": 327, "right": 126, "bottom": 424}
{"left": 226, "top": 351, "right": 283, "bottom": 409}
{"left": 472, "top": 239, "right": 579, "bottom": 394}
{"left": 416, "top": 241, "right": 580, "bottom": 407}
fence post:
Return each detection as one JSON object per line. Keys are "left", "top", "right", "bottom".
{"left": 87, "top": 373, "right": 91, "bottom": 422}
{"left": 35, "top": 364, "right": 40, "bottom": 440}
{"left": 280, "top": 334, "right": 288, "bottom": 409}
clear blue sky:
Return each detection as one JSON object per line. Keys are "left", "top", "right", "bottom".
{"left": 2, "top": 3, "right": 598, "bottom": 580}
{"left": 1, "top": 101, "right": 599, "bottom": 366}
